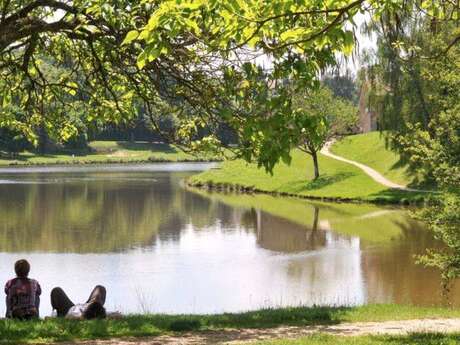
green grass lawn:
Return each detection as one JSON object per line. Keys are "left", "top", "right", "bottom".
{"left": 189, "top": 149, "right": 429, "bottom": 204}
{"left": 0, "top": 141, "right": 215, "bottom": 166}
{"left": 1, "top": 304, "right": 460, "bottom": 344}
{"left": 330, "top": 132, "right": 427, "bottom": 188}
{"left": 249, "top": 333, "right": 460, "bottom": 345}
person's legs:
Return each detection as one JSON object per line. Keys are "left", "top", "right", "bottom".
{"left": 50, "top": 287, "right": 74, "bottom": 317}
{"left": 83, "top": 301, "right": 106, "bottom": 319}
{"left": 83, "top": 285, "right": 106, "bottom": 319}
{"left": 86, "top": 285, "right": 106, "bottom": 306}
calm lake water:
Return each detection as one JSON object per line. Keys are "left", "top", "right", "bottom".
{"left": 0, "top": 163, "right": 456, "bottom": 316}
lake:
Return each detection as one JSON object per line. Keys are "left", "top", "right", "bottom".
{"left": 0, "top": 163, "right": 456, "bottom": 316}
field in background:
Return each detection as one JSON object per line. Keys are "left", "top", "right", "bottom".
{"left": 0, "top": 141, "right": 215, "bottom": 166}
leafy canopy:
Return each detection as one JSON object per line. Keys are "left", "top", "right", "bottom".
{"left": 0, "top": 0, "right": 458, "bottom": 171}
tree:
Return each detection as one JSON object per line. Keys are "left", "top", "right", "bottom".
{"left": 322, "top": 70, "right": 358, "bottom": 104}
{"left": 417, "top": 193, "right": 460, "bottom": 296}
{"left": 1, "top": 0, "right": 458, "bottom": 172}
{"left": 293, "top": 86, "right": 357, "bottom": 179}
{"left": 360, "top": 2, "right": 460, "bottom": 294}
{"left": 361, "top": 2, "right": 460, "bottom": 186}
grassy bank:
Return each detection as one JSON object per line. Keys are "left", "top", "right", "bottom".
{"left": 251, "top": 333, "right": 460, "bottom": 345}
{"left": 330, "top": 132, "right": 428, "bottom": 188}
{"left": 189, "top": 149, "right": 429, "bottom": 204}
{"left": 0, "top": 141, "right": 216, "bottom": 166}
{"left": 1, "top": 304, "right": 460, "bottom": 344}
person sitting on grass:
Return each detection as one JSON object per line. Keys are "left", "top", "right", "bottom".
{"left": 5, "top": 259, "right": 41, "bottom": 319}
{"left": 50, "top": 285, "right": 107, "bottom": 319}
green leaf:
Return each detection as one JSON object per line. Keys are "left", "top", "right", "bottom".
{"left": 122, "top": 30, "right": 139, "bottom": 45}
{"left": 137, "top": 51, "right": 147, "bottom": 69}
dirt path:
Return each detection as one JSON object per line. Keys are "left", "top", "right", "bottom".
{"left": 61, "top": 318, "right": 460, "bottom": 345}
{"left": 320, "top": 141, "right": 422, "bottom": 192}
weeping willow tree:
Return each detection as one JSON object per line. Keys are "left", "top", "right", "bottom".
{"left": 360, "top": 1, "right": 460, "bottom": 295}
{"left": 360, "top": 2, "right": 460, "bottom": 185}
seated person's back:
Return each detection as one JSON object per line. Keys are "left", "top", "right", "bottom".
{"left": 4, "top": 259, "right": 41, "bottom": 319}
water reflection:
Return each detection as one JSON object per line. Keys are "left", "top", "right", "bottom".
{"left": 0, "top": 164, "right": 456, "bottom": 316}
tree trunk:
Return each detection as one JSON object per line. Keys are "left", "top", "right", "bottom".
{"left": 311, "top": 151, "right": 320, "bottom": 180}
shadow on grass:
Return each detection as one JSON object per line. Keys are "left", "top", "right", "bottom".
{"left": 368, "top": 189, "right": 432, "bottom": 204}
{"left": 0, "top": 306, "right": 352, "bottom": 344}
{"left": 277, "top": 173, "right": 355, "bottom": 194}
{"left": 389, "top": 158, "right": 438, "bottom": 191}
{"left": 0, "top": 154, "right": 29, "bottom": 162}
{"left": 116, "top": 141, "right": 178, "bottom": 153}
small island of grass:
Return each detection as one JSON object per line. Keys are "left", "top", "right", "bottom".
{"left": 188, "top": 133, "right": 432, "bottom": 204}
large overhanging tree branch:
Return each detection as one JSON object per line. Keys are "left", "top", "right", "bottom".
{"left": 0, "top": 1, "right": 223, "bottom": 146}
{"left": 1, "top": 0, "right": 459, "bottom": 172}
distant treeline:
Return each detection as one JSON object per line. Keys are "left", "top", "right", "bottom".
{"left": 0, "top": 72, "right": 357, "bottom": 156}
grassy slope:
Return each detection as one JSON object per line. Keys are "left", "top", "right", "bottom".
{"left": 189, "top": 188, "right": 413, "bottom": 244}
{"left": 2, "top": 304, "right": 460, "bottom": 344}
{"left": 190, "top": 149, "right": 428, "bottom": 203}
{"left": 330, "top": 132, "right": 415, "bottom": 187}
{"left": 0, "top": 141, "right": 213, "bottom": 166}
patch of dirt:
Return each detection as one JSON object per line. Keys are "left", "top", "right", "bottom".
{"left": 59, "top": 318, "right": 460, "bottom": 345}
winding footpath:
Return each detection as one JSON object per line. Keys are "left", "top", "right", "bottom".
{"left": 62, "top": 318, "right": 460, "bottom": 344}
{"left": 320, "top": 141, "right": 423, "bottom": 192}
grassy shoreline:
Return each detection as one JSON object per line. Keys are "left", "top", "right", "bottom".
{"left": 187, "top": 179, "right": 426, "bottom": 205}
{"left": 0, "top": 141, "right": 219, "bottom": 167}
{"left": 1, "top": 304, "right": 460, "bottom": 344}
{"left": 188, "top": 152, "right": 431, "bottom": 205}
{"left": 0, "top": 156, "right": 216, "bottom": 167}
{"left": 188, "top": 133, "right": 438, "bottom": 205}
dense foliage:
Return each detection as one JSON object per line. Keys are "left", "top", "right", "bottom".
{"left": 363, "top": 5, "right": 460, "bottom": 187}
{"left": 2, "top": 0, "right": 455, "bottom": 172}
{"left": 417, "top": 194, "right": 460, "bottom": 294}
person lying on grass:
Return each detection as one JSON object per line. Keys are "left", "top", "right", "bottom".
{"left": 51, "top": 285, "right": 107, "bottom": 320}
{"left": 5, "top": 259, "right": 41, "bottom": 319}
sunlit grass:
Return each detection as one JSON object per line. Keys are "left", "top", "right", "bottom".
{"left": 330, "top": 132, "right": 431, "bottom": 188}
{"left": 189, "top": 149, "right": 430, "bottom": 203}
{"left": 1, "top": 304, "right": 460, "bottom": 344}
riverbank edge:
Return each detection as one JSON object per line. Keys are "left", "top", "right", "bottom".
{"left": 0, "top": 157, "right": 221, "bottom": 167}
{"left": 186, "top": 179, "right": 430, "bottom": 205}
{"left": 1, "top": 304, "right": 460, "bottom": 344}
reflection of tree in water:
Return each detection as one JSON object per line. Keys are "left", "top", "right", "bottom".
{"left": 0, "top": 172, "right": 218, "bottom": 253}
{"left": 361, "top": 217, "right": 460, "bottom": 306}
{"left": 250, "top": 206, "right": 328, "bottom": 253}
{"left": 0, "top": 170, "right": 344, "bottom": 254}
